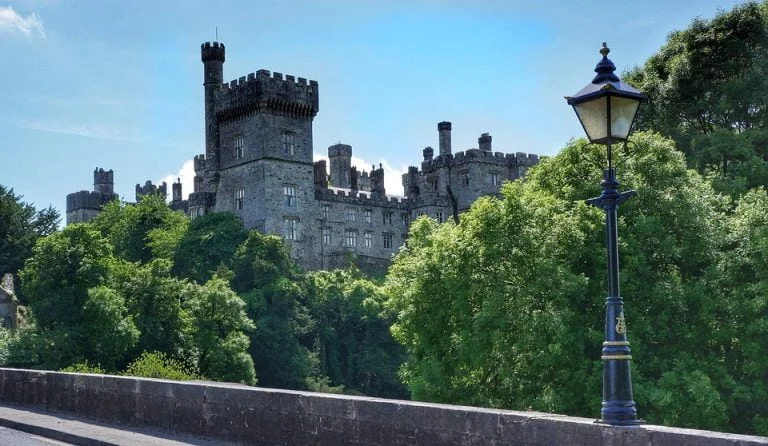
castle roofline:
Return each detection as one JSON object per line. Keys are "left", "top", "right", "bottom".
{"left": 327, "top": 186, "right": 405, "bottom": 201}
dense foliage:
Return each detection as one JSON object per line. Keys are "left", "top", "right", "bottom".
{"left": 2, "top": 196, "right": 402, "bottom": 398}
{"left": 387, "top": 133, "right": 767, "bottom": 435}
{"left": 0, "top": 185, "right": 59, "bottom": 300}
{"left": 625, "top": 1, "right": 768, "bottom": 196}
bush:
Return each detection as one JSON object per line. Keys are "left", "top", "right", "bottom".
{"left": 122, "top": 351, "right": 200, "bottom": 381}
{"left": 60, "top": 361, "right": 105, "bottom": 374}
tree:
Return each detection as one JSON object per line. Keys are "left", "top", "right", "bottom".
{"left": 108, "top": 259, "right": 192, "bottom": 360}
{"left": 231, "top": 232, "right": 312, "bottom": 389}
{"left": 386, "top": 132, "right": 766, "bottom": 434}
{"left": 172, "top": 212, "right": 247, "bottom": 284}
{"left": 0, "top": 185, "right": 59, "bottom": 299}
{"left": 17, "top": 224, "right": 138, "bottom": 370}
{"left": 624, "top": 2, "right": 768, "bottom": 195}
{"left": 185, "top": 276, "right": 256, "bottom": 385}
{"left": 92, "top": 195, "right": 188, "bottom": 264}
{"left": 307, "top": 268, "right": 407, "bottom": 398}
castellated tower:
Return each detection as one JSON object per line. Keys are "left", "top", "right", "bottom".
{"left": 189, "top": 40, "right": 320, "bottom": 263}
{"left": 328, "top": 143, "right": 352, "bottom": 188}
{"left": 65, "top": 168, "right": 118, "bottom": 225}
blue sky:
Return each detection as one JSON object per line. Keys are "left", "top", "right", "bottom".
{"left": 0, "top": 0, "right": 743, "bottom": 218}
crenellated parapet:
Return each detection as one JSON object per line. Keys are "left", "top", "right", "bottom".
{"left": 201, "top": 41, "right": 225, "bottom": 63}
{"left": 315, "top": 188, "right": 409, "bottom": 210}
{"left": 66, "top": 190, "right": 110, "bottom": 213}
{"left": 135, "top": 180, "right": 167, "bottom": 202}
{"left": 420, "top": 149, "right": 540, "bottom": 172}
{"left": 214, "top": 69, "right": 319, "bottom": 122}
{"left": 194, "top": 154, "right": 206, "bottom": 174}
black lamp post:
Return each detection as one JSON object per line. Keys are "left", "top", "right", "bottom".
{"left": 565, "top": 43, "right": 646, "bottom": 426}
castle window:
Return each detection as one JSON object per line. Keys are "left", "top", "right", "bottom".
{"left": 436, "top": 211, "right": 444, "bottom": 223}
{"left": 235, "top": 187, "right": 245, "bottom": 210}
{"left": 282, "top": 131, "right": 296, "bottom": 156}
{"left": 383, "top": 211, "right": 393, "bottom": 225}
{"left": 284, "top": 217, "right": 299, "bottom": 240}
{"left": 461, "top": 171, "right": 470, "bottom": 186}
{"left": 364, "top": 231, "right": 373, "bottom": 248}
{"left": 364, "top": 209, "right": 372, "bottom": 224}
{"left": 322, "top": 227, "right": 331, "bottom": 245}
{"left": 345, "top": 229, "right": 357, "bottom": 247}
{"left": 234, "top": 136, "right": 244, "bottom": 159}
{"left": 284, "top": 184, "right": 297, "bottom": 207}
{"left": 428, "top": 178, "right": 438, "bottom": 190}
{"left": 401, "top": 213, "right": 409, "bottom": 227}
{"left": 321, "top": 204, "right": 330, "bottom": 219}
{"left": 383, "top": 233, "right": 393, "bottom": 249}
{"left": 491, "top": 172, "right": 500, "bottom": 186}
{"left": 345, "top": 207, "right": 357, "bottom": 222}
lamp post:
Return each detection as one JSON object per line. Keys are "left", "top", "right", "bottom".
{"left": 565, "top": 43, "right": 646, "bottom": 426}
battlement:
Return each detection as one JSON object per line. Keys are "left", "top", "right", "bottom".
{"left": 135, "top": 180, "right": 167, "bottom": 202}
{"left": 215, "top": 69, "right": 319, "bottom": 122}
{"left": 315, "top": 187, "right": 408, "bottom": 209}
{"left": 201, "top": 41, "right": 225, "bottom": 63}
{"left": 420, "top": 149, "right": 541, "bottom": 171}
{"left": 66, "top": 190, "right": 114, "bottom": 213}
{"left": 194, "top": 154, "right": 206, "bottom": 173}
{"left": 93, "top": 168, "right": 113, "bottom": 185}
{"left": 328, "top": 143, "right": 352, "bottom": 158}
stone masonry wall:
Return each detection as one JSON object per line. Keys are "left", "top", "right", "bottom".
{"left": 0, "top": 368, "right": 765, "bottom": 446}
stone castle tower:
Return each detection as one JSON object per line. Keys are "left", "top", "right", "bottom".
{"left": 65, "top": 168, "right": 119, "bottom": 225}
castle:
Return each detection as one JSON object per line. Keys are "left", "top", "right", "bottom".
{"left": 66, "top": 41, "right": 541, "bottom": 271}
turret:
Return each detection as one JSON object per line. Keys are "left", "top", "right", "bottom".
{"left": 479, "top": 133, "right": 492, "bottom": 152}
{"left": 423, "top": 146, "right": 434, "bottom": 161}
{"left": 403, "top": 166, "right": 420, "bottom": 197}
{"left": 313, "top": 160, "right": 328, "bottom": 188}
{"left": 201, "top": 42, "right": 225, "bottom": 154}
{"left": 438, "top": 121, "right": 452, "bottom": 156}
{"left": 93, "top": 168, "right": 114, "bottom": 195}
{"left": 371, "top": 163, "right": 385, "bottom": 197}
{"left": 328, "top": 143, "right": 352, "bottom": 188}
{"left": 172, "top": 178, "right": 182, "bottom": 203}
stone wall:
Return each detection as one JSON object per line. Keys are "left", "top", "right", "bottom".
{"left": 0, "top": 368, "right": 765, "bottom": 446}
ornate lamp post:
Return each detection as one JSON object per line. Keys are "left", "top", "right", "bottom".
{"left": 565, "top": 43, "right": 646, "bottom": 426}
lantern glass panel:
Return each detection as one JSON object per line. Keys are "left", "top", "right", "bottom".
{"left": 573, "top": 96, "right": 608, "bottom": 142}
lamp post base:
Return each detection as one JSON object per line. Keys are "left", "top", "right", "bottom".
{"left": 596, "top": 402, "right": 643, "bottom": 426}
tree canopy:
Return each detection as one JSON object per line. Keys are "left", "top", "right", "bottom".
{"left": 387, "top": 132, "right": 766, "bottom": 435}
{"left": 625, "top": 1, "right": 768, "bottom": 196}
{"left": 0, "top": 185, "right": 59, "bottom": 298}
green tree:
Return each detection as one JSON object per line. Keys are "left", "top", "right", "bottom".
{"left": 307, "top": 268, "right": 407, "bottom": 398}
{"left": 624, "top": 2, "right": 768, "bottom": 195}
{"left": 80, "top": 286, "right": 140, "bottom": 370}
{"left": 92, "top": 195, "right": 187, "bottom": 264}
{"left": 186, "top": 276, "right": 256, "bottom": 385}
{"left": 172, "top": 212, "right": 247, "bottom": 283}
{"left": 0, "top": 185, "right": 59, "bottom": 298}
{"left": 387, "top": 132, "right": 762, "bottom": 433}
{"left": 108, "top": 259, "right": 191, "bottom": 360}
{"left": 17, "top": 225, "right": 138, "bottom": 370}
{"left": 231, "top": 232, "right": 312, "bottom": 389}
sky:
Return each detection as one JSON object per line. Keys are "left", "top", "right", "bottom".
{"left": 0, "top": 0, "right": 745, "bottom": 219}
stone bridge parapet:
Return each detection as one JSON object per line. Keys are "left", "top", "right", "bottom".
{"left": 0, "top": 368, "right": 765, "bottom": 445}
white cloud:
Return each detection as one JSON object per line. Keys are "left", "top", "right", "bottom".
{"left": 314, "top": 153, "right": 406, "bottom": 197}
{"left": 0, "top": 6, "right": 46, "bottom": 38}
{"left": 158, "top": 159, "right": 195, "bottom": 202}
